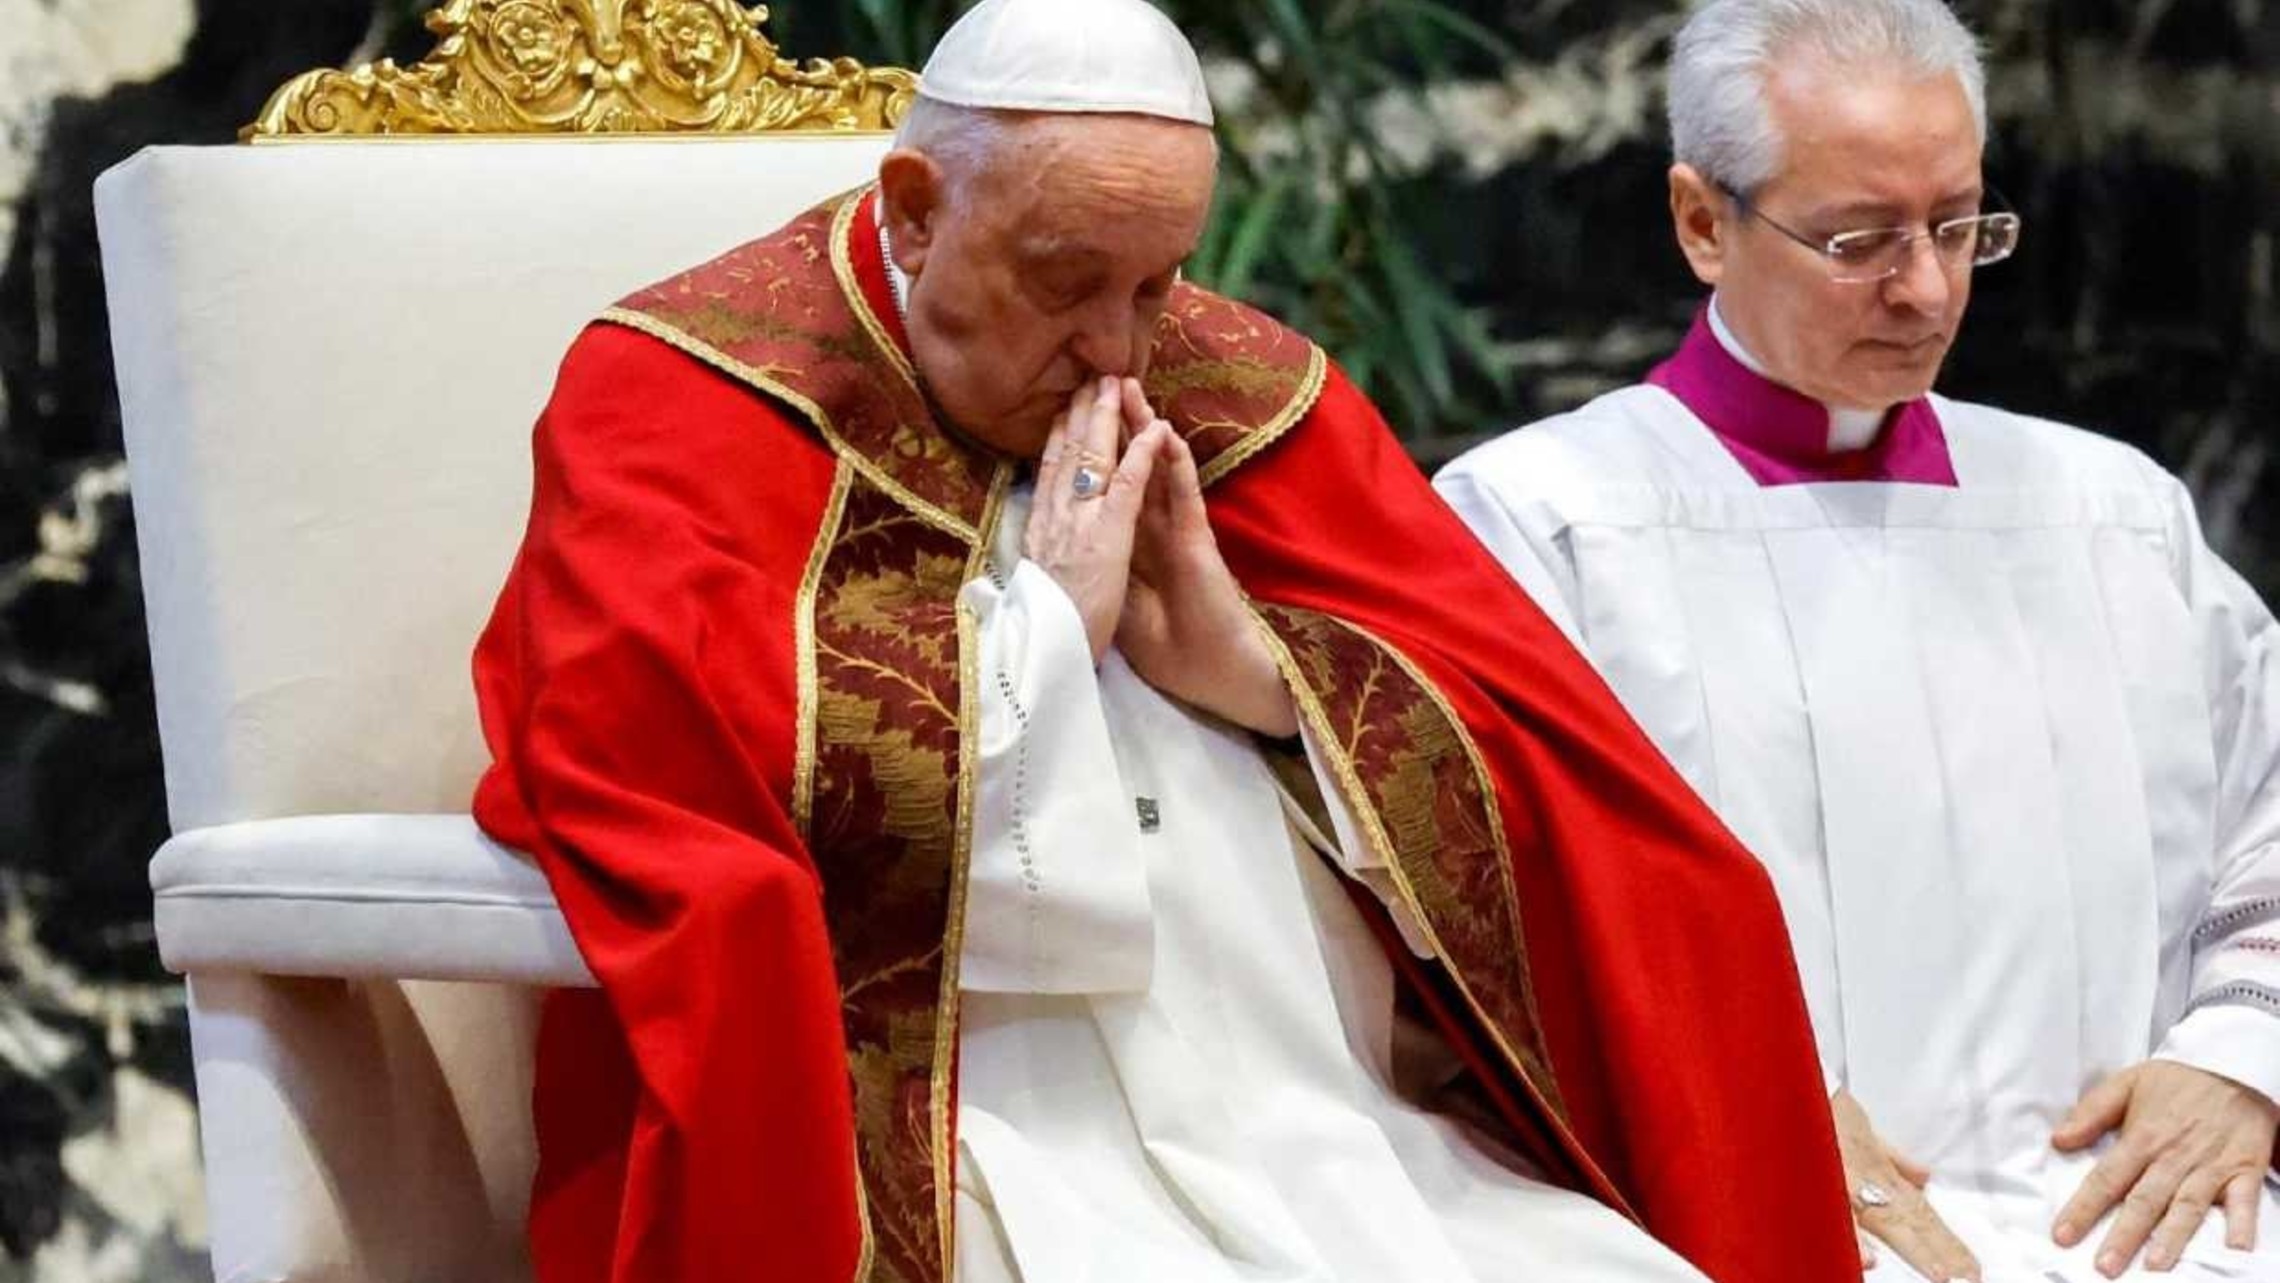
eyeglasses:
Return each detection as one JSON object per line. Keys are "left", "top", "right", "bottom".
{"left": 1719, "top": 183, "right": 2023, "bottom": 285}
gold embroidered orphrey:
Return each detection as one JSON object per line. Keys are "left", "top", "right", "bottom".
{"left": 243, "top": 0, "right": 915, "bottom": 138}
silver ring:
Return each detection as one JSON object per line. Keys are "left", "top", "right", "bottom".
{"left": 1071, "top": 465, "right": 1107, "bottom": 500}
{"left": 1854, "top": 1181, "right": 1892, "bottom": 1212}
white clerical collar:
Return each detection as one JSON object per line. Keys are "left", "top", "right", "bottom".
{"left": 880, "top": 208, "right": 913, "bottom": 324}
{"left": 1707, "top": 294, "right": 1888, "bottom": 454}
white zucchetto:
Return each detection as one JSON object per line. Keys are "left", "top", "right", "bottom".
{"left": 917, "top": 0, "right": 1215, "bottom": 127}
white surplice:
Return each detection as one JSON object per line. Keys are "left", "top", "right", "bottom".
{"left": 946, "top": 484, "right": 1705, "bottom": 1283}
{"left": 1437, "top": 378, "right": 2280, "bottom": 1283}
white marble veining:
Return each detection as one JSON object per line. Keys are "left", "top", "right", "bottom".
{"left": 4, "top": 9, "right": 201, "bottom": 1279}
{"left": 0, "top": 873, "right": 202, "bottom": 1281}
{"left": 0, "top": 0, "right": 193, "bottom": 251}
{"left": 0, "top": 461, "right": 126, "bottom": 718}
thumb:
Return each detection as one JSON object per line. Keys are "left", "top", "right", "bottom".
{"left": 2053, "top": 1068, "right": 2135, "bottom": 1151}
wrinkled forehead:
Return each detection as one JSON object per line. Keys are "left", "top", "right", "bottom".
{"left": 965, "top": 115, "right": 1218, "bottom": 251}
{"left": 974, "top": 113, "right": 1216, "bottom": 199}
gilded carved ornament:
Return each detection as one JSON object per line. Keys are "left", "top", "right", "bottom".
{"left": 243, "top": 0, "right": 916, "bottom": 139}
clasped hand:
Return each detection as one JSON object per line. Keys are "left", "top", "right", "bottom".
{"left": 1022, "top": 376, "right": 1298, "bottom": 738}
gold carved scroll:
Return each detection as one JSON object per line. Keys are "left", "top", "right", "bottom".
{"left": 244, "top": 0, "right": 916, "bottom": 139}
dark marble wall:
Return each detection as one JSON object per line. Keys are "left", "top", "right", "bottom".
{"left": 0, "top": 1, "right": 2271, "bottom": 1278}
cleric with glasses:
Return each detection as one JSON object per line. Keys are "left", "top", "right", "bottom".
{"left": 1442, "top": 0, "right": 2280, "bottom": 1280}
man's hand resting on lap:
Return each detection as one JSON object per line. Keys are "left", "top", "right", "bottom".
{"left": 2052, "top": 1060, "right": 2278, "bottom": 1276}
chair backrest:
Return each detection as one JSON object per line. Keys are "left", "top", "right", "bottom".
{"left": 98, "top": 134, "right": 895, "bottom": 1283}
{"left": 97, "top": 136, "right": 891, "bottom": 829}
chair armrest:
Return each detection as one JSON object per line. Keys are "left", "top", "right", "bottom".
{"left": 151, "top": 814, "right": 596, "bottom": 987}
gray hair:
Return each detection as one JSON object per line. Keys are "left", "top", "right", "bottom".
{"left": 1668, "top": 0, "right": 1988, "bottom": 193}
{"left": 891, "top": 96, "right": 1018, "bottom": 209}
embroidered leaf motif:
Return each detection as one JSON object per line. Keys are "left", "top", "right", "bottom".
{"left": 1256, "top": 602, "right": 1563, "bottom": 1117}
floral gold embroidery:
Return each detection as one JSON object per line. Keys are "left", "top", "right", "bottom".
{"left": 1146, "top": 286, "right": 1327, "bottom": 487}
{"left": 809, "top": 483, "right": 970, "bottom": 1283}
{"left": 1255, "top": 603, "right": 1567, "bottom": 1123}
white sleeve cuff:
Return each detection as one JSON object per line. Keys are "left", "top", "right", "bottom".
{"left": 2154, "top": 1002, "right": 2280, "bottom": 1109}
{"left": 956, "top": 561, "right": 1153, "bottom": 995}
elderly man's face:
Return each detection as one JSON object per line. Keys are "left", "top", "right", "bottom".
{"left": 1674, "top": 62, "right": 1984, "bottom": 410}
{"left": 880, "top": 114, "right": 1218, "bottom": 458}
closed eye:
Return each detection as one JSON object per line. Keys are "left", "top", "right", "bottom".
{"left": 1029, "top": 273, "right": 1103, "bottom": 314}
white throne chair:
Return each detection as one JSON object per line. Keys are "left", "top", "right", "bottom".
{"left": 93, "top": 7, "right": 909, "bottom": 1278}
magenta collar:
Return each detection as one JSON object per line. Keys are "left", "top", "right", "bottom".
{"left": 1646, "top": 309, "right": 1958, "bottom": 487}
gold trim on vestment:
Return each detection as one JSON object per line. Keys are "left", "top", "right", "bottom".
{"left": 1247, "top": 603, "right": 1634, "bottom": 1221}
{"left": 853, "top": 1162, "right": 878, "bottom": 1283}
{"left": 597, "top": 307, "right": 982, "bottom": 547}
{"left": 831, "top": 189, "right": 927, "bottom": 396}
{"left": 937, "top": 603, "right": 979, "bottom": 1281}
{"left": 796, "top": 459, "right": 857, "bottom": 839}
{"left": 1197, "top": 343, "right": 1328, "bottom": 490}
{"left": 931, "top": 462, "right": 1012, "bottom": 1277}
{"left": 798, "top": 457, "right": 877, "bottom": 1280}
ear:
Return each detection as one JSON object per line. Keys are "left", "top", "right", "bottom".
{"left": 1669, "top": 163, "right": 1730, "bottom": 288}
{"left": 877, "top": 150, "right": 947, "bottom": 277}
